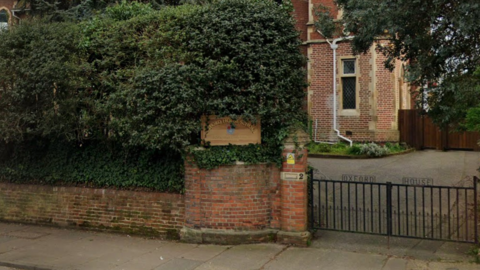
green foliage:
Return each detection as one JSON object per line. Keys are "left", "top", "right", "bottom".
{"left": 347, "top": 144, "right": 362, "bottom": 155}
{"left": 78, "top": 0, "right": 306, "bottom": 151}
{"left": 23, "top": 0, "right": 181, "bottom": 21}
{"left": 0, "top": 140, "right": 184, "bottom": 192}
{"left": 189, "top": 144, "right": 282, "bottom": 170}
{"left": 425, "top": 70, "right": 480, "bottom": 128}
{"left": 1, "top": 0, "right": 306, "bottom": 151}
{"left": 308, "top": 142, "right": 331, "bottom": 153}
{"left": 0, "top": 20, "right": 87, "bottom": 143}
{"left": 384, "top": 142, "right": 406, "bottom": 153}
{"left": 465, "top": 107, "right": 480, "bottom": 132}
{"left": 0, "top": 0, "right": 307, "bottom": 188}
{"left": 331, "top": 142, "right": 347, "bottom": 150}
{"left": 308, "top": 142, "right": 404, "bottom": 157}
{"left": 104, "top": 1, "right": 155, "bottom": 21}
{"left": 313, "top": 4, "right": 336, "bottom": 38}
{"left": 359, "top": 143, "right": 389, "bottom": 157}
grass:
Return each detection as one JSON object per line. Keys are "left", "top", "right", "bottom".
{"left": 307, "top": 142, "right": 409, "bottom": 157}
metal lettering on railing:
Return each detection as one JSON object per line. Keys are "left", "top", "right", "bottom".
{"left": 401, "top": 177, "right": 434, "bottom": 186}
{"left": 342, "top": 174, "right": 376, "bottom": 183}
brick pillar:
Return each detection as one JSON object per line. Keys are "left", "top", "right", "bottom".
{"left": 180, "top": 152, "right": 280, "bottom": 245}
{"left": 277, "top": 130, "right": 311, "bottom": 246}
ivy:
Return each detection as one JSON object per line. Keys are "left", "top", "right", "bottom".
{"left": 189, "top": 144, "right": 282, "bottom": 170}
{"left": 0, "top": 140, "right": 184, "bottom": 192}
{"left": 0, "top": 0, "right": 307, "bottom": 188}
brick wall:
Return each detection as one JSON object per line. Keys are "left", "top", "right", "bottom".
{"left": 0, "top": 183, "right": 185, "bottom": 238}
{"left": 304, "top": 0, "right": 400, "bottom": 143}
{"left": 308, "top": 41, "right": 400, "bottom": 143}
{"left": 292, "top": 0, "right": 309, "bottom": 43}
{"left": 182, "top": 134, "right": 310, "bottom": 246}
{"left": 184, "top": 159, "right": 281, "bottom": 231}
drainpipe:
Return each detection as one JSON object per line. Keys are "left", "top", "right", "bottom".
{"left": 316, "top": 31, "right": 353, "bottom": 146}
{"left": 11, "top": 10, "right": 21, "bottom": 23}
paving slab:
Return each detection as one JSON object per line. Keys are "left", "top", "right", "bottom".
{"left": 428, "top": 261, "right": 480, "bottom": 270}
{"left": 1, "top": 221, "right": 479, "bottom": 270}
{"left": 154, "top": 258, "right": 202, "bottom": 270}
{"left": 0, "top": 238, "right": 36, "bottom": 256}
{"left": 405, "top": 259, "right": 429, "bottom": 270}
{"left": 264, "top": 247, "right": 388, "bottom": 270}
{"left": 311, "top": 231, "right": 475, "bottom": 263}
{"left": 382, "top": 258, "right": 407, "bottom": 270}
{"left": 178, "top": 245, "right": 229, "bottom": 262}
{"left": 194, "top": 244, "right": 284, "bottom": 270}
{"left": 435, "top": 242, "right": 477, "bottom": 262}
{"left": 312, "top": 231, "right": 419, "bottom": 257}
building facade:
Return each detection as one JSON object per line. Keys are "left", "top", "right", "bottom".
{"left": 0, "top": 0, "right": 26, "bottom": 29}
{"left": 293, "top": 0, "right": 413, "bottom": 143}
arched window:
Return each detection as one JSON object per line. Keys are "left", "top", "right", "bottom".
{"left": 0, "top": 9, "right": 9, "bottom": 30}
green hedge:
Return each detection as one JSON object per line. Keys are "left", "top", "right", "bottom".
{"left": 0, "top": 141, "right": 184, "bottom": 192}
{"left": 0, "top": 0, "right": 306, "bottom": 191}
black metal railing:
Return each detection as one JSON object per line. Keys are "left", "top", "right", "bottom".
{"left": 309, "top": 172, "right": 479, "bottom": 243}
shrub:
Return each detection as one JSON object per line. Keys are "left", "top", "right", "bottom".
{"left": 385, "top": 142, "right": 405, "bottom": 152}
{"left": 0, "top": 21, "right": 87, "bottom": 143}
{"left": 308, "top": 143, "right": 332, "bottom": 153}
{"left": 347, "top": 144, "right": 362, "bottom": 155}
{"left": 104, "top": 1, "right": 155, "bottom": 21}
{"left": 0, "top": 0, "right": 307, "bottom": 189}
{"left": 80, "top": 0, "right": 307, "bottom": 151}
{"left": 331, "top": 143, "right": 348, "bottom": 150}
{"left": 359, "top": 143, "right": 390, "bottom": 157}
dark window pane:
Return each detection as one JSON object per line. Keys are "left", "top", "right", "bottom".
{"left": 0, "top": 10, "right": 8, "bottom": 23}
{"left": 342, "top": 77, "right": 356, "bottom": 109}
{"left": 343, "top": 60, "right": 355, "bottom": 74}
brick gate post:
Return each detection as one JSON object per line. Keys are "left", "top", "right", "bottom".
{"left": 277, "top": 130, "right": 312, "bottom": 246}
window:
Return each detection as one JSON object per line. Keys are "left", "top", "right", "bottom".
{"left": 0, "top": 10, "right": 8, "bottom": 30}
{"left": 341, "top": 59, "right": 357, "bottom": 109}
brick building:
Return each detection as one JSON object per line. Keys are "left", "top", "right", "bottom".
{"left": 292, "top": 0, "right": 413, "bottom": 143}
{"left": 0, "top": 0, "right": 26, "bottom": 29}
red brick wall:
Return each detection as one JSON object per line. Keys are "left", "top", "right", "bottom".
{"left": 280, "top": 148, "right": 308, "bottom": 232}
{"left": 292, "top": 0, "right": 309, "bottom": 43}
{"left": 0, "top": 0, "right": 14, "bottom": 10}
{"left": 0, "top": 183, "right": 185, "bottom": 237}
{"left": 309, "top": 41, "right": 399, "bottom": 142}
{"left": 184, "top": 159, "right": 281, "bottom": 231}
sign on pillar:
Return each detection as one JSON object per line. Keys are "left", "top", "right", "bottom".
{"left": 278, "top": 130, "right": 311, "bottom": 246}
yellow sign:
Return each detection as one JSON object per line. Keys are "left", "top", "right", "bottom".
{"left": 201, "top": 115, "right": 261, "bottom": 146}
{"left": 286, "top": 153, "right": 295, "bottom": 165}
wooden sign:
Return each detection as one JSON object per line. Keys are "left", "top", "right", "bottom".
{"left": 201, "top": 115, "right": 261, "bottom": 145}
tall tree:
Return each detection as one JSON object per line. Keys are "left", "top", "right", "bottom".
{"left": 317, "top": 0, "right": 480, "bottom": 128}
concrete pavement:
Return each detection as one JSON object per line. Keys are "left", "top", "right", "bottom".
{"left": 0, "top": 222, "right": 478, "bottom": 270}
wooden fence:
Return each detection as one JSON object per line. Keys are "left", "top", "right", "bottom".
{"left": 398, "top": 110, "right": 480, "bottom": 151}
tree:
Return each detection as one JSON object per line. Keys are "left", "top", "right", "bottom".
{"left": 317, "top": 0, "right": 480, "bottom": 128}
{"left": 22, "top": 0, "right": 186, "bottom": 21}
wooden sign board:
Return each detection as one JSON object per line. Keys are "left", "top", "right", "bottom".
{"left": 201, "top": 115, "right": 261, "bottom": 145}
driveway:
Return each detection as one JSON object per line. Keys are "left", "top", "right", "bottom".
{"left": 308, "top": 150, "right": 480, "bottom": 242}
{"left": 308, "top": 150, "right": 480, "bottom": 186}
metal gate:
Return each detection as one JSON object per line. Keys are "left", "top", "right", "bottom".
{"left": 308, "top": 171, "right": 479, "bottom": 243}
